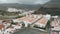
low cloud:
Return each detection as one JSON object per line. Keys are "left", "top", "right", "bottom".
{"left": 0, "top": 0, "right": 50, "bottom": 4}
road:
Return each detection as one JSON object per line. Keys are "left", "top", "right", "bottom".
{"left": 13, "top": 27, "right": 49, "bottom": 34}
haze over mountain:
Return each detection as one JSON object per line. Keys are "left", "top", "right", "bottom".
{"left": 0, "top": 0, "right": 50, "bottom": 11}
{"left": 0, "top": 3, "right": 42, "bottom": 11}
{"left": 0, "top": 0, "right": 50, "bottom": 4}
{"left": 34, "top": 0, "right": 60, "bottom": 15}
{"left": 44, "top": 0, "right": 60, "bottom": 8}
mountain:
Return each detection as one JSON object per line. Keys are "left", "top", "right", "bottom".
{"left": 33, "top": 0, "right": 60, "bottom": 15}
{"left": 44, "top": 0, "right": 60, "bottom": 8}
{"left": 0, "top": 3, "right": 42, "bottom": 11}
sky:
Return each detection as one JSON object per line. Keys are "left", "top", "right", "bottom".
{"left": 0, "top": 0, "right": 50, "bottom": 4}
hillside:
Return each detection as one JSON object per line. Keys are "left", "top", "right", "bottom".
{"left": 33, "top": 0, "right": 60, "bottom": 15}
{"left": 44, "top": 0, "right": 60, "bottom": 8}
{"left": 0, "top": 3, "right": 41, "bottom": 11}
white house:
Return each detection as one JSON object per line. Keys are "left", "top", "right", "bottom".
{"left": 7, "top": 8, "right": 19, "bottom": 12}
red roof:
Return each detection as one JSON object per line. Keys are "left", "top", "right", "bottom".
{"left": 0, "top": 25, "right": 4, "bottom": 29}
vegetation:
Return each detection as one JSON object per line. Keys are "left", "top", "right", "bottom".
{"left": 11, "top": 20, "right": 17, "bottom": 25}
{"left": 34, "top": 7, "right": 60, "bottom": 15}
{"left": 15, "top": 14, "right": 26, "bottom": 18}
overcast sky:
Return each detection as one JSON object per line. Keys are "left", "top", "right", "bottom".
{"left": 0, "top": 0, "right": 50, "bottom": 4}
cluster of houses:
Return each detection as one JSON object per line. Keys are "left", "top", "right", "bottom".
{"left": 7, "top": 8, "right": 24, "bottom": 13}
{"left": 10, "top": 14, "right": 60, "bottom": 34}
{"left": 0, "top": 19, "right": 22, "bottom": 34}
{"left": 12, "top": 14, "right": 51, "bottom": 30}
{"left": 0, "top": 14, "right": 52, "bottom": 34}
{"left": 51, "top": 17, "right": 60, "bottom": 34}
{"left": 7, "top": 8, "right": 35, "bottom": 14}
{"left": 0, "top": 8, "right": 59, "bottom": 34}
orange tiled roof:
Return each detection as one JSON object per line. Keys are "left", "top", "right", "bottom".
{"left": 18, "top": 16, "right": 28, "bottom": 20}
{"left": 28, "top": 18, "right": 37, "bottom": 23}
{"left": 37, "top": 18, "right": 47, "bottom": 24}
{"left": 0, "top": 24, "right": 4, "bottom": 29}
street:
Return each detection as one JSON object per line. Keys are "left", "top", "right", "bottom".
{"left": 13, "top": 27, "right": 49, "bottom": 34}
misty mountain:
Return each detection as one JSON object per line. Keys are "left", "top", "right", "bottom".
{"left": 0, "top": 3, "right": 41, "bottom": 11}
{"left": 34, "top": 0, "right": 60, "bottom": 15}
{"left": 44, "top": 0, "right": 60, "bottom": 8}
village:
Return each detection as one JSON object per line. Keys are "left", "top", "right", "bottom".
{"left": 0, "top": 8, "right": 59, "bottom": 34}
